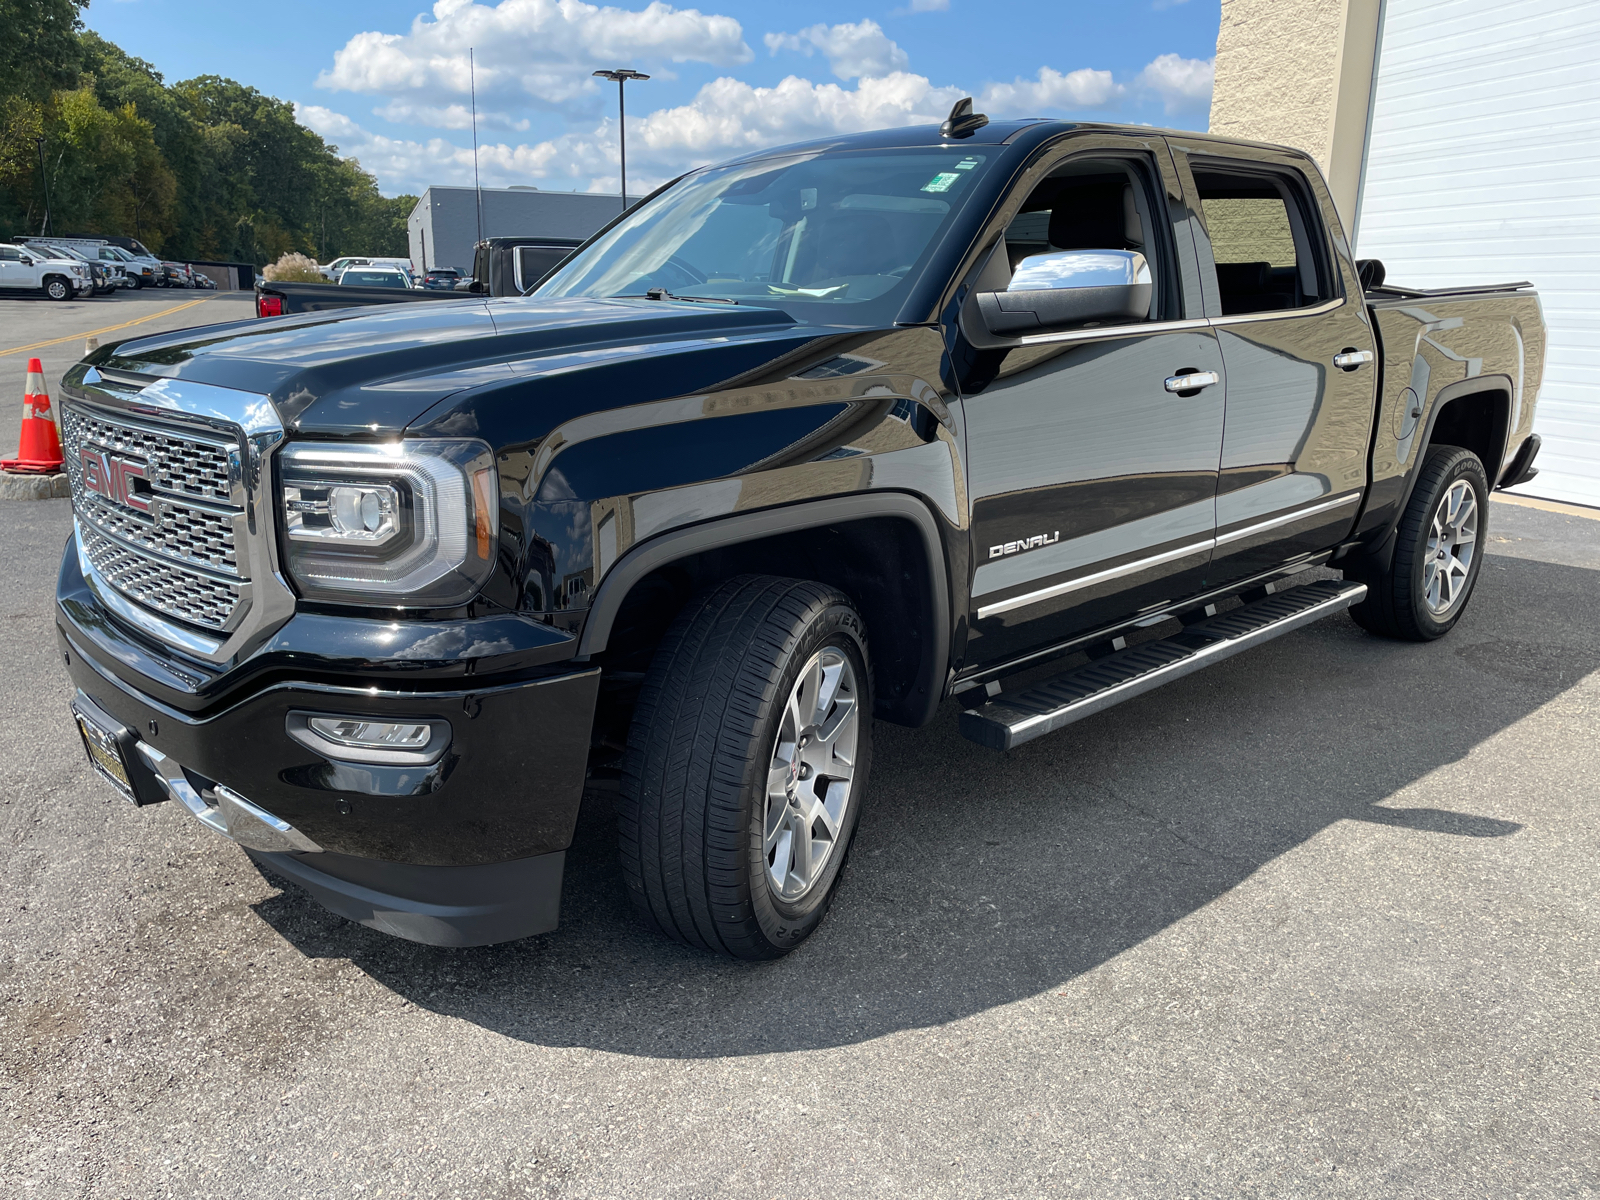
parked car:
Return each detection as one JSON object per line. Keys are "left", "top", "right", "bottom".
{"left": 338, "top": 266, "right": 413, "bottom": 289}
{"left": 320, "top": 256, "right": 414, "bottom": 282}
{"left": 32, "top": 244, "right": 119, "bottom": 295}
{"left": 421, "top": 267, "right": 463, "bottom": 290}
{"left": 56, "top": 111, "right": 1546, "bottom": 960}
{"left": 465, "top": 236, "right": 583, "bottom": 296}
{"left": 0, "top": 242, "right": 92, "bottom": 299}
{"left": 319, "top": 256, "right": 369, "bottom": 282}
{"left": 36, "top": 236, "right": 162, "bottom": 287}
{"left": 158, "top": 261, "right": 193, "bottom": 288}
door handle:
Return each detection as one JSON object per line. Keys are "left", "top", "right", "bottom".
{"left": 1333, "top": 348, "right": 1374, "bottom": 370}
{"left": 1164, "top": 370, "right": 1220, "bottom": 395}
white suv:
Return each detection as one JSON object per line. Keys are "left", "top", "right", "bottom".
{"left": 0, "top": 244, "right": 92, "bottom": 300}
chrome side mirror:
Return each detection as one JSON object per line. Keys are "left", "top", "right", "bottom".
{"left": 976, "top": 248, "right": 1153, "bottom": 336}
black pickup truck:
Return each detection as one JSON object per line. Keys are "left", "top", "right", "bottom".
{"left": 56, "top": 111, "right": 1545, "bottom": 959}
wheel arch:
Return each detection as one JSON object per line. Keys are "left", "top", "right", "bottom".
{"left": 577, "top": 493, "right": 953, "bottom": 727}
{"left": 1352, "top": 374, "right": 1513, "bottom": 578}
{"left": 1424, "top": 376, "right": 1514, "bottom": 487}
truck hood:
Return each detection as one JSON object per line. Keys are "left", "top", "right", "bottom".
{"left": 92, "top": 296, "right": 804, "bottom": 435}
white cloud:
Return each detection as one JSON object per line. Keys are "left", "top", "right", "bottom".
{"left": 318, "top": 0, "right": 752, "bottom": 116}
{"left": 301, "top": 67, "right": 970, "bottom": 197}
{"left": 977, "top": 67, "right": 1123, "bottom": 115}
{"left": 1137, "top": 53, "right": 1214, "bottom": 113}
{"left": 763, "top": 20, "right": 909, "bottom": 81}
{"left": 375, "top": 101, "right": 530, "bottom": 132}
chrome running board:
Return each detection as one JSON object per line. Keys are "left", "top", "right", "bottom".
{"left": 958, "top": 579, "right": 1367, "bottom": 751}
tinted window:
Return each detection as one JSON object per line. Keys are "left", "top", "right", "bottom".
{"left": 1193, "top": 166, "right": 1331, "bottom": 315}
{"left": 999, "top": 155, "right": 1172, "bottom": 322}
{"left": 514, "top": 246, "right": 572, "bottom": 291}
{"left": 536, "top": 149, "right": 994, "bottom": 326}
{"left": 0, "top": 246, "right": 20, "bottom": 261}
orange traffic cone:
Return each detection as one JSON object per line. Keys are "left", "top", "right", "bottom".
{"left": 2, "top": 358, "right": 64, "bottom": 474}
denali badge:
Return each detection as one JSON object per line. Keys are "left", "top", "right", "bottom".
{"left": 80, "top": 449, "right": 151, "bottom": 513}
{"left": 989, "top": 531, "right": 1060, "bottom": 559}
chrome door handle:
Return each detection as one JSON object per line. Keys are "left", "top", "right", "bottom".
{"left": 1333, "top": 349, "right": 1374, "bottom": 370}
{"left": 1164, "top": 370, "right": 1220, "bottom": 394}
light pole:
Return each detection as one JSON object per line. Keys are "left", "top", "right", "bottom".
{"left": 592, "top": 68, "right": 649, "bottom": 210}
{"left": 34, "top": 137, "right": 52, "bottom": 237}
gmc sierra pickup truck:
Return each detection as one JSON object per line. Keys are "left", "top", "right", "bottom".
{"left": 56, "top": 108, "right": 1545, "bottom": 960}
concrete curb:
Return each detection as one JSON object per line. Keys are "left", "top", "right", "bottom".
{"left": 0, "top": 472, "right": 70, "bottom": 501}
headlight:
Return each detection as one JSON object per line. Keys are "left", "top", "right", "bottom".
{"left": 279, "top": 439, "right": 498, "bottom": 606}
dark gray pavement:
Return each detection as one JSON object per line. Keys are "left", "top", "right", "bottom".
{"left": 1, "top": 496, "right": 1596, "bottom": 1198}
{"left": 0, "top": 291, "right": 255, "bottom": 456}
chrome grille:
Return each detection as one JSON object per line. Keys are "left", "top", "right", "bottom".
{"left": 61, "top": 406, "right": 233, "bottom": 503}
{"left": 79, "top": 527, "right": 242, "bottom": 631}
{"left": 62, "top": 402, "right": 246, "bottom": 632}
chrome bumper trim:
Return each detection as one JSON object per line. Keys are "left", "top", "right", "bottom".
{"left": 134, "top": 741, "right": 322, "bottom": 854}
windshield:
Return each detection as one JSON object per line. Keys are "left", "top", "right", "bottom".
{"left": 535, "top": 149, "right": 991, "bottom": 325}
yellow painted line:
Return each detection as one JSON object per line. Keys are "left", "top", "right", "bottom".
{"left": 0, "top": 295, "right": 215, "bottom": 358}
{"left": 1492, "top": 492, "right": 1600, "bottom": 521}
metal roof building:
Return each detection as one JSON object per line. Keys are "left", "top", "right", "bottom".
{"left": 407, "top": 186, "right": 622, "bottom": 275}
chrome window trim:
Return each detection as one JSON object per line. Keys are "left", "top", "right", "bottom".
{"left": 1014, "top": 316, "right": 1212, "bottom": 348}
{"left": 976, "top": 493, "right": 1362, "bottom": 621}
{"left": 65, "top": 368, "right": 296, "bottom": 664}
{"left": 1207, "top": 296, "right": 1346, "bottom": 328}
{"left": 1000, "top": 299, "right": 1346, "bottom": 349}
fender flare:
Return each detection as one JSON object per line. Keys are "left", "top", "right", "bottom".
{"left": 575, "top": 492, "right": 953, "bottom": 725}
{"left": 1360, "top": 373, "right": 1514, "bottom": 574}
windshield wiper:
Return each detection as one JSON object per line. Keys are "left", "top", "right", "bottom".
{"left": 636, "top": 287, "right": 738, "bottom": 305}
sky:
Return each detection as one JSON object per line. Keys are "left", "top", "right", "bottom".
{"left": 84, "top": 0, "right": 1222, "bottom": 198}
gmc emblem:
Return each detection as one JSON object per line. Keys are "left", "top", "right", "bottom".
{"left": 80, "top": 450, "right": 150, "bottom": 513}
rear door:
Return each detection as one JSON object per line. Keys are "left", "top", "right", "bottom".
{"left": 961, "top": 134, "right": 1226, "bottom": 669}
{"left": 0, "top": 245, "right": 27, "bottom": 289}
{"left": 1167, "top": 142, "right": 1378, "bottom": 584}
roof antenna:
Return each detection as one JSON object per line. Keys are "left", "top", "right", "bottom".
{"left": 941, "top": 97, "right": 989, "bottom": 140}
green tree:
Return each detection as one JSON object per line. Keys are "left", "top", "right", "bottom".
{"left": 0, "top": 0, "right": 85, "bottom": 103}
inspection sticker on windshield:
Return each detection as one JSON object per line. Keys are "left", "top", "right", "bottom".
{"left": 922, "top": 172, "right": 962, "bottom": 193}
{"left": 955, "top": 157, "right": 980, "bottom": 170}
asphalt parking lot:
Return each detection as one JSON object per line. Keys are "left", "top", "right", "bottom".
{"left": 0, "top": 298, "right": 1596, "bottom": 1198}
{"left": 0, "top": 291, "right": 254, "bottom": 453}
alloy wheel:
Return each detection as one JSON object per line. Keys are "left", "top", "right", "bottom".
{"left": 763, "top": 645, "right": 860, "bottom": 902}
{"left": 1424, "top": 478, "right": 1478, "bottom": 614}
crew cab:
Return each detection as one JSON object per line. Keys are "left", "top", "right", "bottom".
{"left": 55, "top": 110, "right": 1545, "bottom": 961}
{"left": 1, "top": 242, "right": 91, "bottom": 299}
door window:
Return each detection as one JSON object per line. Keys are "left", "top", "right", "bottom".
{"left": 0, "top": 246, "right": 21, "bottom": 261}
{"left": 1192, "top": 165, "right": 1333, "bottom": 315}
{"left": 995, "top": 155, "right": 1177, "bottom": 323}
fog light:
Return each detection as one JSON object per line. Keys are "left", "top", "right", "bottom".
{"left": 287, "top": 711, "right": 450, "bottom": 765}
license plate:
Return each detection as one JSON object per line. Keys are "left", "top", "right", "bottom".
{"left": 75, "top": 709, "right": 136, "bottom": 803}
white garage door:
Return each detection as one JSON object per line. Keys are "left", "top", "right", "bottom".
{"left": 1356, "top": 0, "right": 1600, "bottom": 506}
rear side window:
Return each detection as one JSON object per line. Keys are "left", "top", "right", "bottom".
{"left": 515, "top": 246, "right": 573, "bottom": 292}
{"left": 1193, "top": 164, "right": 1333, "bottom": 315}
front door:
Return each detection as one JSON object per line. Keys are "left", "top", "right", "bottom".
{"left": 1168, "top": 142, "right": 1378, "bottom": 585}
{"left": 959, "top": 138, "right": 1226, "bottom": 670}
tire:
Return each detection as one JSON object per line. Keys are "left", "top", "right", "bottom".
{"left": 44, "top": 277, "right": 71, "bottom": 301}
{"left": 1351, "top": 444, "right": 1488, "bottom": 641}
{"left": 619, "top": 575, "right": 873, "bottom": 960}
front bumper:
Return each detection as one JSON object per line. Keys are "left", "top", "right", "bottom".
{"left": 58, "top": 536, "right": 601, "bottom": 946}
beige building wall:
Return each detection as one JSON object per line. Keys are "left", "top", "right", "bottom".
{"left": 1209, "top": 0, "right": 1382, "bottom": 227}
